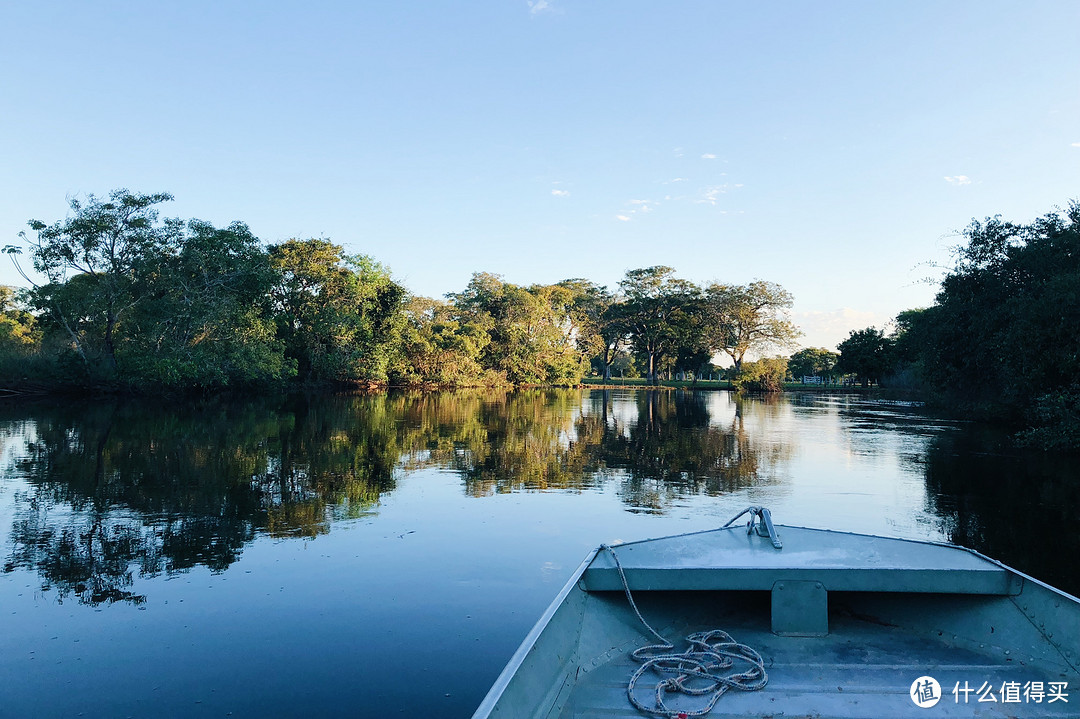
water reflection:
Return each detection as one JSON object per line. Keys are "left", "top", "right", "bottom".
{"left": 585, "top": 391, "right": 788, "bottom": 512}
{"left": 2, "top": 390, "right": 1078, "bottom": 605}
{"left": 922, "top": 428, "right": 1080, "bottom": 595}
{"left": 1, "top": 396, "right": 397, "bottom": 604}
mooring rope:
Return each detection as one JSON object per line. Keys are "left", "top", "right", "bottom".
{"left": 600, "top": 543, "right": 768, "bottom": 718}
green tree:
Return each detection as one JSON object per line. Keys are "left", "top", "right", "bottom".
{"left": 836, "top": 327, "right": 891, "bottom": 388}
{"left": 0, "top": 286, "right": 38, "bottom": 348}
{"left": 703, "top": 280, "right": 800, "bottom": 376}
{"left": 391, "top": 295, "right": 498, "bottom": 386}
{"left": 555, "top": 278, "right": 618, "bottom": 380}
{"left": 618, "top": 266, "right": 704, "bottom": 384}
{"left": 268, "top": 239, "right": 406, "bottom": 382}
{"left": 732, "top": 357, "right": 789, "bottom": 393}
{"left": 13, "top": 190, "right": 177, "bottom": 377}
{"left": 124, "top": 220, "right": 289, "bottom": 388}
{"left": 788, "top": 347, "right": 839, "bottom": 381}
{"left": 900, "top": 201, "right": 1080, "bottom": 448}
{"left": 448, "top": 273, "right": 591, "bottom": 385}
{"left": 0, "top": 286, "right": 43, "bottom": 384}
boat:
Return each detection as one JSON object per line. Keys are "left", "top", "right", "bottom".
{"left": 472, "top": 507, "right": 1080, "bottom": 718}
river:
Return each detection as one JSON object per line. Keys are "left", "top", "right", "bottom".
{"left": 1, "top": 389, "right": 1077, "bottom": 717}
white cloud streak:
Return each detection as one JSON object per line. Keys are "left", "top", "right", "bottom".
{"left": 696, "top": 184, "right": 742, "bottom": 205}
{"left": 701, "top": 153, "right": 717, "bottom": 159}
{"left": 551, "top": 189, "right": 569, "bottom": 197}
{"left": 944, "top": 175, "right": 971, "bottom": 186}
{"left": 527, "top": 0, "right": 551, "bottom": 14}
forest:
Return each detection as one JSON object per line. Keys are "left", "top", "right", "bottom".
{"left": 0, "top": 190, "right": 799, "bottom": 392}
{"left": 2, "top": 190, "right": 1078, "bottom": 450}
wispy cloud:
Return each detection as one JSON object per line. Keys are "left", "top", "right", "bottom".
{"left": 527, "top": 0, "right": 552, "bottom": 14}
{"left": 944, "top": 175, "right": 971, "bottom": 186}
{"left": 615, "top": 214, "right": 631, "bottom": 222}
{"left": 696, "top": 184, "right": 742, "bottom": 205}
{"left": 1072, "top": 142, "right": 1080, "bottom": 148}
{"left": 662, "top": 177, "right": 688, "bottom": 184}
{"left": 701, "top": 153, "right": 717, "bottom": 159}
{"left": 551, "top": 189, "right": 570, "bottom": 197}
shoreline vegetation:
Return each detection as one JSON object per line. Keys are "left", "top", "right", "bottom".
{"left": 2, "top": 190, "right": 1078, "bottom": 451}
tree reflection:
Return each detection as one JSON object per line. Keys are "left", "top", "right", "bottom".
{"left": 921, "top": 429, "right": 1080, "bottom": 597}
{"left": 396, "top": 389, "right": 786, "bottom": 511}
{"left": 1, "top": 396, "right": 398, "bottom": 604}
{"left": 1, "top": 389, "right": 789, "bottom": 604}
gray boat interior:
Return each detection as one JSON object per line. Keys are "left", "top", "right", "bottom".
{"left": 473, "top": 525, "right": 1080, "bottom": 718}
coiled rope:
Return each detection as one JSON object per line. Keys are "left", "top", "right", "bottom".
{"left": 601, "top": 541, "right": 768, "bottom": 718}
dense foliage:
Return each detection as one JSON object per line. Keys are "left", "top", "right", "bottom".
{"left": 835, "top": 201, "right": 1080, "bottom": 450}
{"left": 787, "top": 347, "right": 839, "bottom": 382}
{"left": 835, "top": 328, "right": 891, "bottom": 388}
{"left": 4, "top": 190, "right": 802, "bottom": 393}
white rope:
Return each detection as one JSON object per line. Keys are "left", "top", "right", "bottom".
{"left": 600, "top": 543, "right": 768, "bottom": 718}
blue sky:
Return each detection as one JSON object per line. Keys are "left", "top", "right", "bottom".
{"left": 2, "top": 1, "right": 1078, "bottom": 351}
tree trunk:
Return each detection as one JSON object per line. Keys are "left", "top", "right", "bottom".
{"left": 104, "top": 311, "right": 119, "bottom": 376}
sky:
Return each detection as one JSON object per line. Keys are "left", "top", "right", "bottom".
{"left": 2, "top": 1, "right": 1078, "bottom": 351}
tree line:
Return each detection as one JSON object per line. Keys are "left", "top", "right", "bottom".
{"left": 827, "top": 200, "right": 1080, "bottom": 451}
{"left": 1, "top": 189, "right": 799, "bottom": 391}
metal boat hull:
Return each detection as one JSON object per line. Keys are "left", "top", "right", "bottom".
{"left": 473, "top": 525, "right": 1080, "bottom": 718}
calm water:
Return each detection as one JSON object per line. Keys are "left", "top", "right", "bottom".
{"left": 1, "top": 389, "right": 1077, "bottom": 718}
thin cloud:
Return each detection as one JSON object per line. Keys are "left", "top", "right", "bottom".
{"left": 944, "top": 175, "right": 971, "bottom": 186}
{"left": 662, "top": 178, "right": 688, "bottom": 184}
{"left": 551, "top": 189, "right": 570, "bottom": 197}
{"left": 701, "top": 153, "right": 717, "bottom": 159}
{"left": 696, "top": 184, "right": 742, "bottom": 205}
{"left": 615, "top": 215, "right": 631, "bottom": 222}
{"left": 527, "top": 0, "right": 552, "bottom": 15}
{"left": 1072, "top": 142, "right": 1080, "bottom": 148}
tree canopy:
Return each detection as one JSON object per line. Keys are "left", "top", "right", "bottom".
{"left": 836, "top": 328, "right": 891, "bottom": 388}
{"left": 703, "top": 280, "right": 800, "bottom": 375}
{"left": 5, "top": 188, "right": 809, "bottom": 393}
{"left": 788, "top": 347, "right": 839, "bottom": 381}
{"left": 890, "top": 201, "right": 1080, "bottom": 448}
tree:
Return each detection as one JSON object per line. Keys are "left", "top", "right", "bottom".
{"left": 555, "top": 278, "right": 619, "bottom": 380}
{"left": 390, "top": 295, "right": 497, "bottom": 386}
{"left": 618, "top": 266, "right": 704, "bottom": 384}
{"left": 124, "top": 220, "right": 289, "bottom": 388}
{"left": 897, "top": 201, "right": 1080, "bottom": 448}
{"left": 268, "top": 239, "right": 406, "bottom": 382}
{"left": 732, "top": 357, "right": 789, "bottom": 393}
{"left": 448, "top": 273, "right": 592, "bottom": 385}
{"left": 703, "top": 280, "right": 800, "bottom": 376}
{"left": 788, "top": 347, "right": 839, "bottom": 382}
{"left": 836, "top": 327, "right": 891, "bottom": 387}
{"left": 13, "top": 190, "right": 178, "bottom": 376}
{"left": 0, "top": 286, "right": 38, "bottom": 349}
